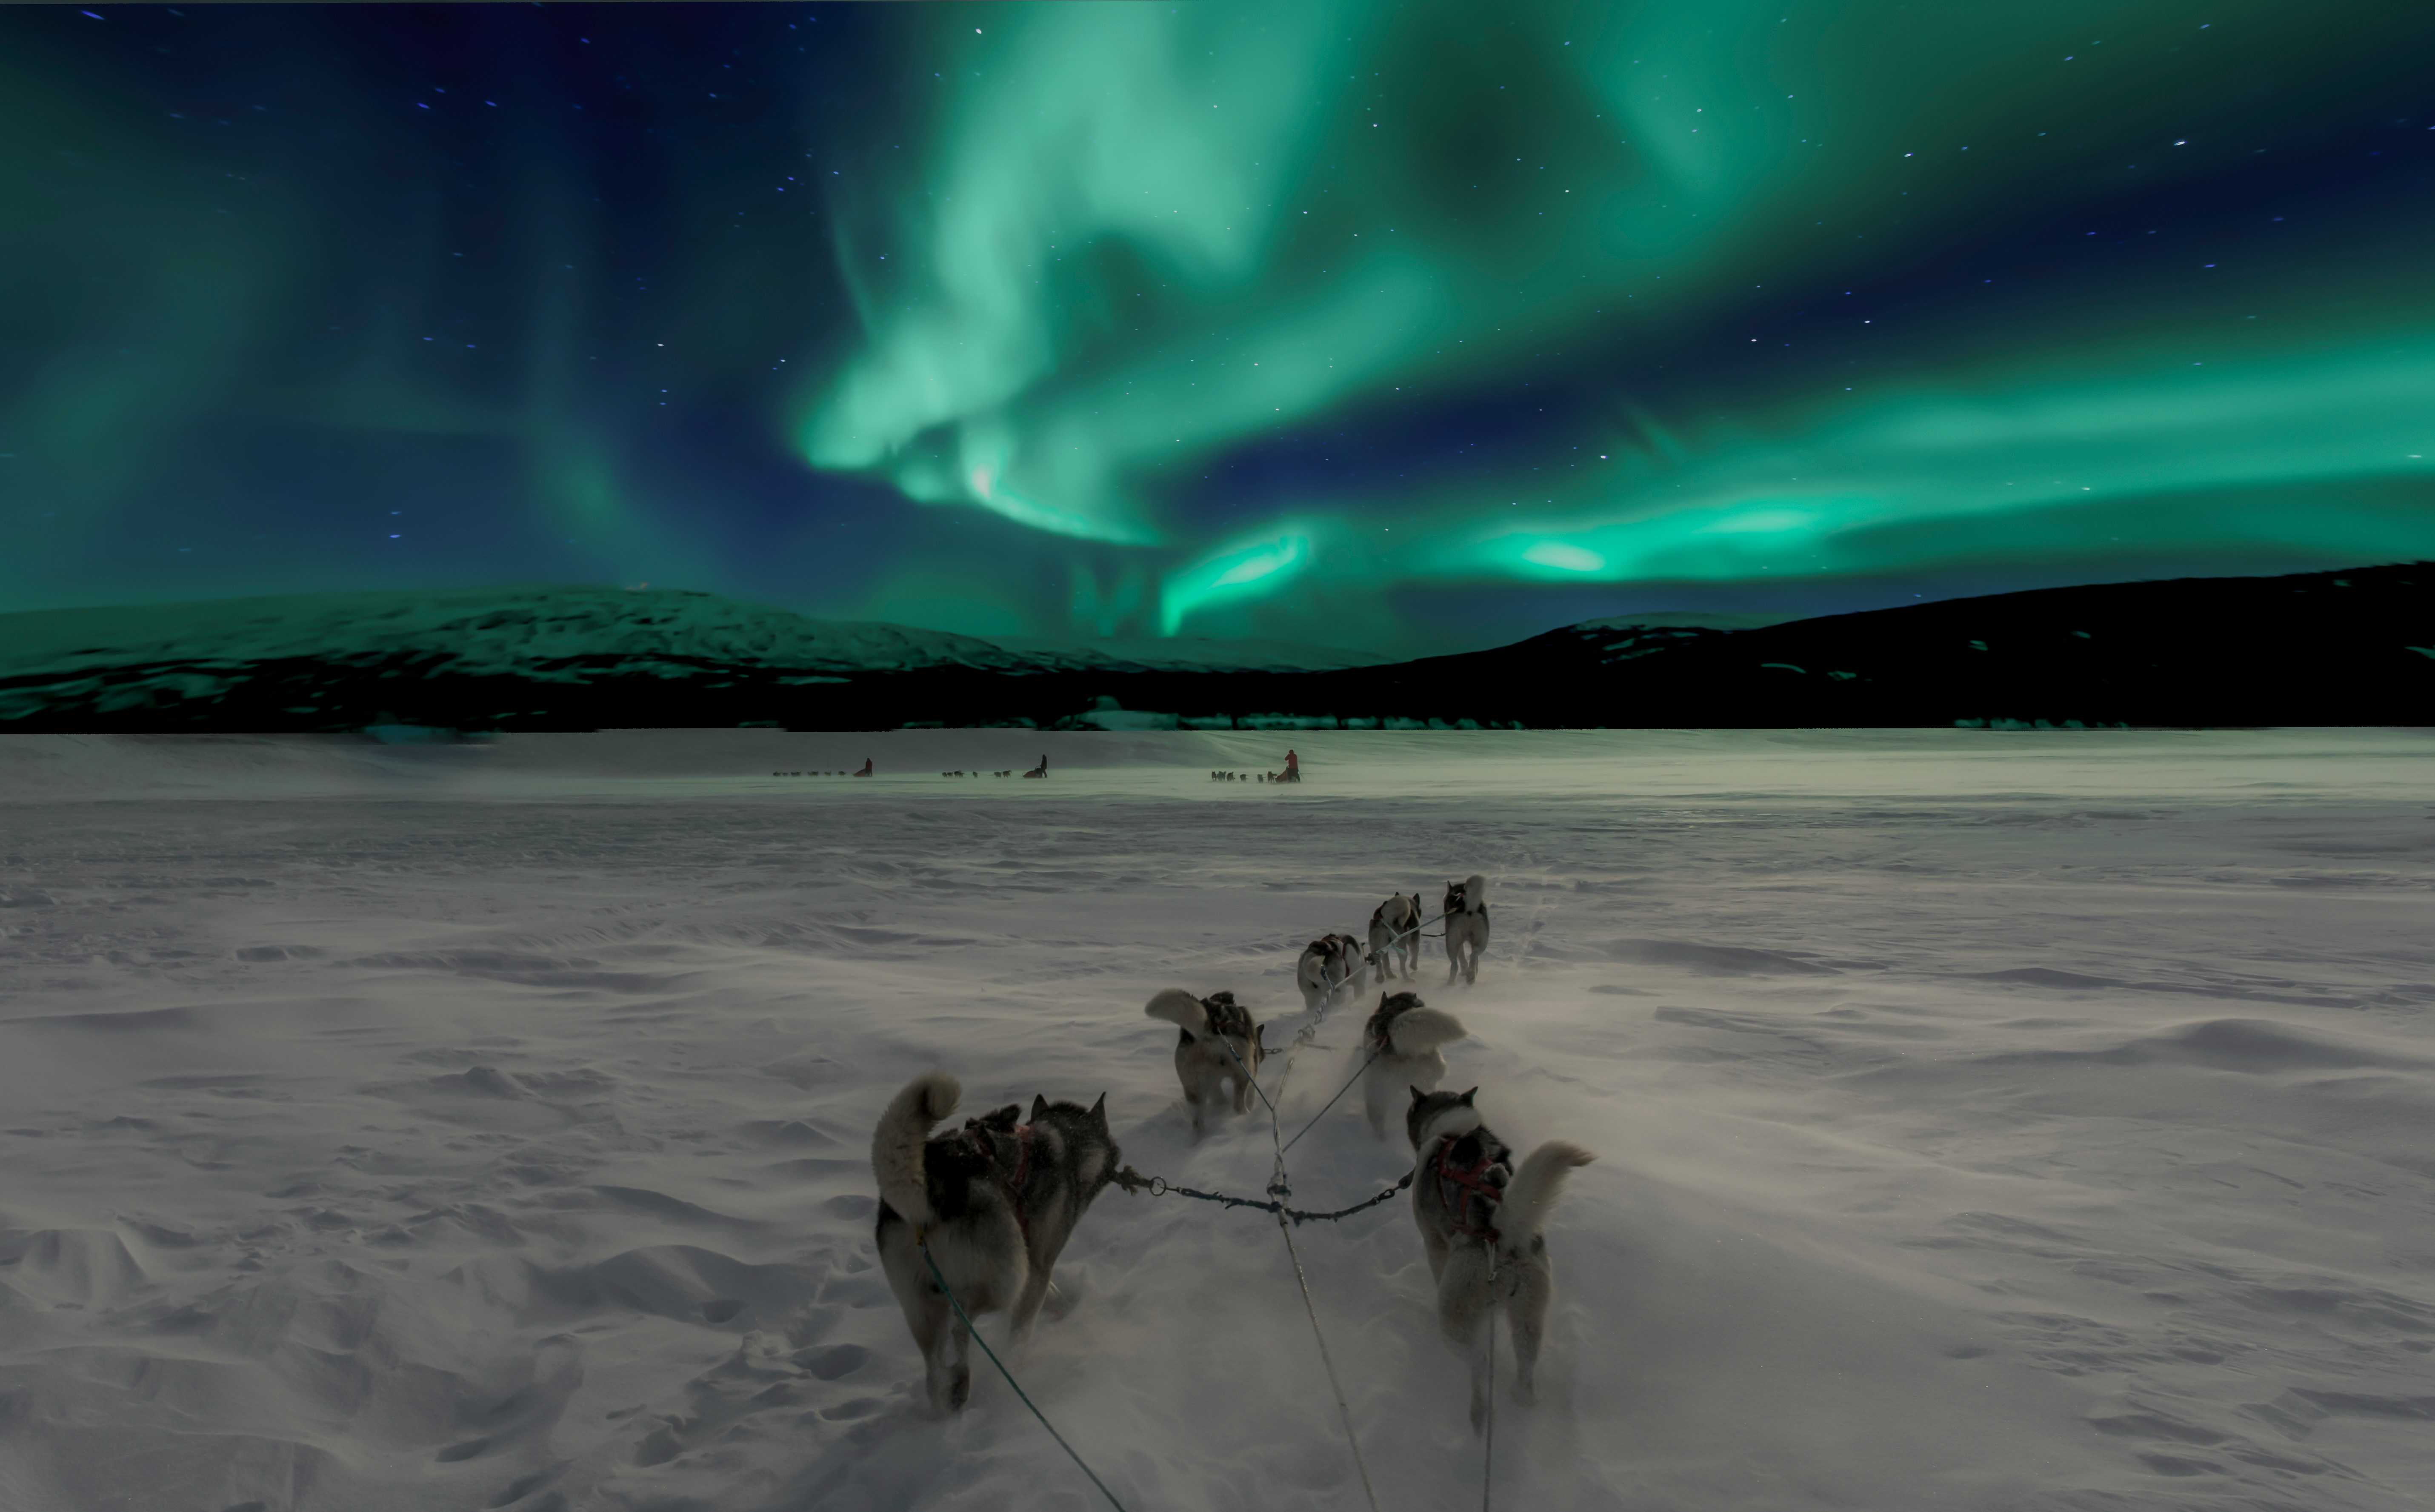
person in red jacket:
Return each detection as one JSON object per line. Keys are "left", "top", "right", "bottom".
{"left": 1282, "top": 748, "right": 1300, "bottom": 782}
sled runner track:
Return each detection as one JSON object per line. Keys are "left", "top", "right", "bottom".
{"left": 1213, "top": 1033, "right": 1389, "bottom": 1512}
{"left": 1281, "top": 1047, "right": 1382, "bottom": 1155}
{"left": 1481, "top": 1252, "right": 1501, "bottom": 1512}
{"left": 911, "top": 906, "right": 1483, "bottom": 1510}
{"left": 919, "top": 1241, "right": 1132, "bottom": 1512}
{"left": 1098, "top": 902, "right": 1518, "bottom": 1509}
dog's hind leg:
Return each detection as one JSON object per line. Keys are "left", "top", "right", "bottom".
{"left": 1503, "top": 1248, "right": 1553, "bottom": 1407}
{"left": 1008, "top": 1246, "right": 1060, "bottom": 1348}
{"left": 944, "top": 1308, "right": 974, "bottom": 1411}
{"left": 1420, "top": 1218, "right": 1452, "bottom": 1285}
{"left": 883, "top": 1237, "right": 966, "bottom": 1415}
{"left": 1437, "top": 1246, "right": 1494, "bottom": 1432}
{"left": 1360, "top": 1063, "right": 1393, "bottom": 1139}
{"left": 905, "top": 1287, "right": 963, "bottom": 1415}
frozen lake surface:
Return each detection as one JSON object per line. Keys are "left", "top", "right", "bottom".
{"left": 2, "top": 728, "right": 2431, "bottom": 1512}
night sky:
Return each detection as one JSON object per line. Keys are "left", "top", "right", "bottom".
{"left": 7, "top": 1, "right": 2435, "bottom": 657}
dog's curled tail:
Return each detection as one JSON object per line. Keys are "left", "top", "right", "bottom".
{"left": 872, "top": 1071, "right": 960, "bottom": 1229}
{"left": 1459, "top": 873, "right": 1489, "bottom": 915}
{"left": 1495, "top": 1140, "right": 1595, "bottom": 1249}
{"left": 1386, "top": 1006, "right": 1468, "bottom": 1056}
{"left": 1143, "top": 987, "right": 1210, "bottom": 1039}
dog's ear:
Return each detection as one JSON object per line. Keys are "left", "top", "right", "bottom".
{"left": 1030, "top": 1094, "right": 1050, "bottom": 1124}
{"left": 1409, "top": 1085, "right": 1426, "bottom": 1104}
{"left": 1460, "top": 1087, "right": 1479, "bottom": 1105}
{"left": 1090, "top": 1093, "right": 1109, "bottom": 1130}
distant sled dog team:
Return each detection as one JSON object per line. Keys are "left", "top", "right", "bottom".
{"left": 869, "top": 867, "right": 1594, "bottom": 1433}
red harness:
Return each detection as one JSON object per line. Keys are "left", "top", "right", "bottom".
{"left": 1429, "top": 1141, "right": 1504, "bottom": 1244}
{"left": 969, "top": 1123, "right": 1037, "bottom": 1247}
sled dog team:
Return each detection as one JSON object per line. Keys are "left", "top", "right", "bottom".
{"left": 871, "top": 872, "right": 1595, "bottom": 1433}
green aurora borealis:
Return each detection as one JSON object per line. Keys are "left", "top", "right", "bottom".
{"left": 7, "top": 1, "right": 2435, "bottom": 654}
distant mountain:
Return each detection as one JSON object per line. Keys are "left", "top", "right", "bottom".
{"left": 0, "top": 584, "right": 1029, "bottom": 688}
{"left": 0, "top": 566, "right": 2426, "bottom": 731}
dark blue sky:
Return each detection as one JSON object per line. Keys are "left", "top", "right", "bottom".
{"left": 6, "top": 1, "right": 2433, "bottom": 655}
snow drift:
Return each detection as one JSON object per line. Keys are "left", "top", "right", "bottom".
{"left": 1, "top": 728, "right": 2431, "bottom": 1511}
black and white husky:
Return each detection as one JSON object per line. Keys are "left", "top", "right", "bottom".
{"left": 1361, "top": 991, "right": 1467, "bottom": 1138}
{"left": 1406, "top": 1087, "right": 1594, "bottom": 1431}
{"left": 1367, "top": 892, "right": 1425, "bottom": 981}
{"left": 1144, "top": 988, "right": 1269, "bottom": 1140}
{"left": 1441, "top": 873, "right": 1491, "bottom": 984}
{"left": 871, "top": 1073, "right": 1122, "bottom": 1415}
{"left": 1296, "top": 933, "right": 1367, "bottom": 1011}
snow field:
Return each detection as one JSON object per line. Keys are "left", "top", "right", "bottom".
{"left": 0, "top": 728, "right": 2431, "bottom": 1512}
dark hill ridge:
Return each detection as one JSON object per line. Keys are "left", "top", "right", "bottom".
{"left": 0, "top": 564, "right": 2427, "bottom": 732}
{"left": 1424, "top": 561, "right": 2433, "bottom": 727}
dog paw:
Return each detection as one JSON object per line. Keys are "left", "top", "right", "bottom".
{"left": 948, "top": 1366, "right": 972, "bottom": 1412}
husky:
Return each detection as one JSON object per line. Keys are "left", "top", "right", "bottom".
{"left": 1406, "top": 1087, "right": 1594, "bottom": 1431}
{"left": 1441, "top": 874, "right": 1491, "bottom": 985}
{"left": 1361, "top": 992, "right": 1467, "bottom": 1138}
{"left": 871, "top": 1072, "right": 1122, "bottom": 1415}
{"left": 1296, "top": 933, "right": 1367, "bottom": 1011}
{"left": 1144, "top": 988, "right": 1270, "bottom": 1139}
{"left": 1367, "top": 892, "right": 1426, "bottom": 981}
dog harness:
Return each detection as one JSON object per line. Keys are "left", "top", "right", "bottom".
{"left": 1202, "top": 993, "right": 1254, "bottom": 1044}
{"left": 1427, "top": 1140, "right": 1506, "bottom": 1244}
{"left": 967, "top": 1121, "right": 1037, "bottom": 1248}
{"left": 1365, "top": 992, "right": 1425, "bottom": 1053}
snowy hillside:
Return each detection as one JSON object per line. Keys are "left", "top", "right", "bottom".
{"left": 2, "top": 728, "right": 2431, "bottom": 1511}
{"left": 0, "top": 587, "right": 1405, "bottom": 730}
{"left": 1, "top": 565, "right": 2426, "bottom": 731}
{"left": 0, "top": 585, "right": 1032, "bottom": 693}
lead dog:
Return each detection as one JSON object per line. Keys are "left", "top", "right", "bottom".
{"left": 1144, "top": 988, "right": 1270, "bottom": 1140}
{"left": 1406, "top": 1087, "right": 1594, "bottom": 1431}
{"left": 1361, "top": 991, "right": 1467, "bottom": 1138}
{"left": 1296, "top": 933, "right": 1367, "bottom": 1011}
{"left": 1367, "top": 892, "right": 1425, "bottom": 981}
{"left": 872, "top": 1073, "right": 1121, "bottom": 1415}
{"left": 1442, "top": 874, "right": 1490, "bottom": 984}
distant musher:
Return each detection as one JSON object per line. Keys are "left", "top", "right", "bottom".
{"left": 1278, "top": 748, "right": 1301, "bottom": 783}
{"left": 1023, "top": 753, "right": 1049, "bottom": 779}
{"left": 853, "top": 757, "right": 873, "bottom": 777}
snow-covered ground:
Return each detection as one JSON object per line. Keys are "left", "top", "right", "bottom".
{"left": 2, "top": 728, "right": 2431, "bottom": 1512}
